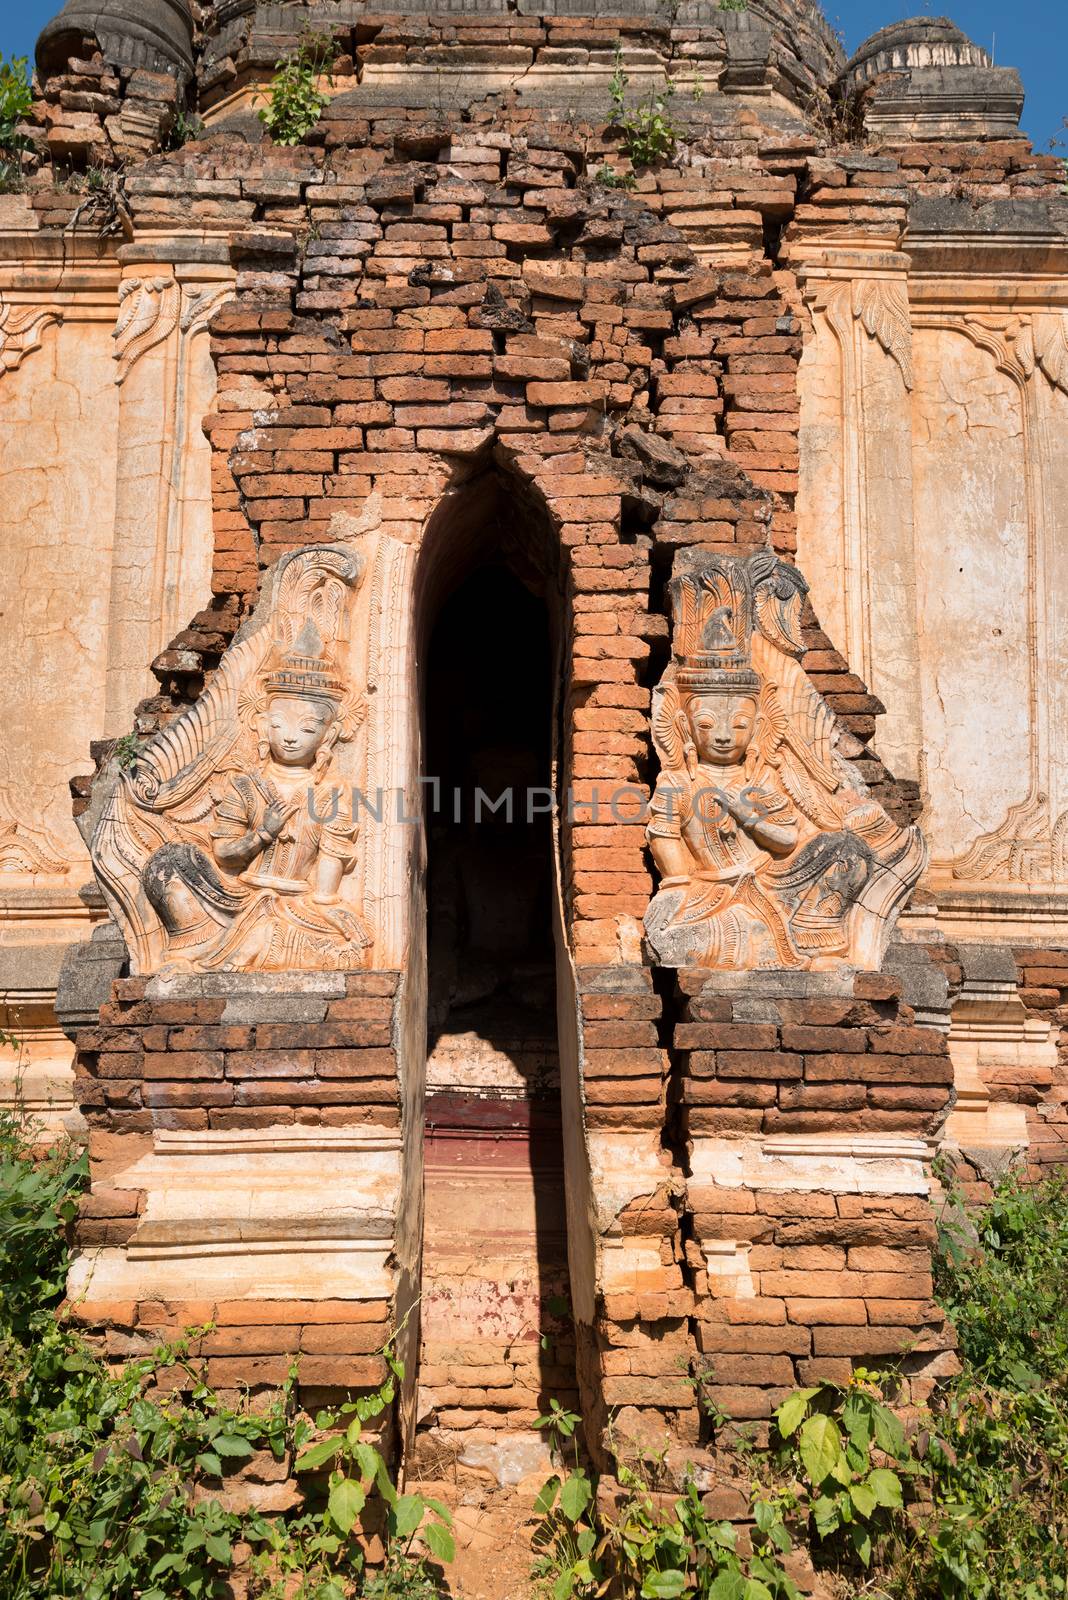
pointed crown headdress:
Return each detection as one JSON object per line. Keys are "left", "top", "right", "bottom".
{"left": 262, "top": 618, "right": 345, "bottom": 707}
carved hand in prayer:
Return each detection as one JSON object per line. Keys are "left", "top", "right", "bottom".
{"left": 262, "top": 798, "right": 298, "bottom": 841}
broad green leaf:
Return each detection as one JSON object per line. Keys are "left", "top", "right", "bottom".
{"left": 533, "top": 1475, "right": 561, "bottom": 1516}
{"left": 709, "top": 1576, "right": 747, "bottom": 1600}
{"left": 392, "top": 1494, "right": 426, "bottom": 1538}
{"left": 559, "top": 1472, "right": 592, "bottom": 1522}
{"left": 327, "top": 1477, "right": 366, "bottom": 1535}
{"left": 777, "top": 1388, "right": 818, "bottom": 1440}
{"left": 205, "top": 1533, "right": 231, "bottom": 1563}
{"left": 774, "top": 1391, "right": 809, "bottom": 1439}
{"left": 799, "top": 1413, "right": 842, "bottom": 1486}
{"left": 872, "top": 1403, "right": 906, "bottom": 1458}
{"left": 753, "top": 1498, "right": 776, "bottom": 1532}
{"left": 850, "top": 1481, "right": 877, "bottom": 1519}
{"left": 867, "top": 1467, "right": 903, "bottom": 1509}
{"left": 149, "top": 1554, "right": 184, "bottom": 1577}
{"left": 295, "top": 1437, "right": 340, "bottom": 1472}
{"left": 213, "top": 1434, "right": 252, "bottom": 1459}
{"left": 811, "top": 1495, "right": 840, "bottom": 1538}
{"left": 374, "top": 1451, "right": 398, "bottom": 1507}
{"left": 352, "top": 1441, "right": 379, "bottom": 1481}
{"left": 850, "top": 1524, "right": 873, "bottom": 1567}
{"left": 842, "top": 1392, "right": 873, "bottom": 1448}
{"left": 553, "top": 1566, "right": 576, "bottom": 1600}
{"left": 641, "top": 1570, "right": 688, "bottom": 1597}
{"left": 743, "top": 1582, "right": 773, "bottom": 1600}
{"left": 424, "top": 1520, "right": 455, "bottom": 1563}
{"left": 195, "top": 1451, "right": 222, "bottom": 1477}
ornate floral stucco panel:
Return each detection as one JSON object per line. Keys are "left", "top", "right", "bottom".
{"left": 644, "top": 550, "right": 926, "bottom": 971}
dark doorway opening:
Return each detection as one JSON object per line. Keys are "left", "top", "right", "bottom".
{"left": 426, "top": 566, "right": 553, "bottom": 1037}
{"left": 416, "top": 557, "right": 577, "bottom": 1462}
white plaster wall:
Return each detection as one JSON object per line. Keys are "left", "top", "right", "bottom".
{"left": 911, "top": 326, "right": 1031, "bottom": 860}
{"left": 0, "top": 319, "right": 118, "bottom": 870}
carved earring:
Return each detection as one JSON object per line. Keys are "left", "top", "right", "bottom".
{"left": 314, "top": 723, "right": 341, "bottom": 776}
{"left": 675, "top": 711, "right": 697, "bottom": 779}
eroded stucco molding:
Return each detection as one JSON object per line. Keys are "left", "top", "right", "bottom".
{"left": 0, "top": 786, "right": 69, "bottom": 878}
{"left": 795, "top": 216, "right": 1068, "bottom": 926}
{"left": 795, "top": 241, "right": 922, "bottom": 784}
{"left": 104, "top": 250, "right": 235, "bottom": 731}
{"left": 919, "top": 308, "right": 1068, "bottom": 887}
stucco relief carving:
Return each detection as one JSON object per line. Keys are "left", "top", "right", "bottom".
{"left": 113, "top": 277, "right": 234, "bottom": 384}
{"left": 113, "top": 276, "right": 181, "bottom": 382}
{"left": 0, "top": 788, "right": 69, "bottom": 876}
{"left": 946, "top": 788, "right": 1068, "bottom": 885}
{"left": 850, "top": 279, "right": 915, "bottom": 391}
{"left": 92, "top": 546, "right": 375, "bottom": 974}
{"left": 644, "top": 551, "right": 926, "bottom": 970}
{"left": 923, "top": 311, "right": 1067, "bottom": 885}
{"left": 797, "top": 270, "right": 923, "bottom": 789}
{"left": 811, "top": 278, "right": 915, "bottom": 394}
{"left": 0, "top": 301, "right": 61, "bottom": 374}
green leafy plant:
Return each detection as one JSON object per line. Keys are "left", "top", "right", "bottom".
{"left": 0, "top": 1107, "right": 451, "bottom": 1599}
{"left": 607, "top": 44, "right": 677, "bottom": 168}
{"left": 716, "top": 0, "right": 748, "bottom": 11}
{"left": 594, "top": 164, "right": 636, "bottom": 190}
{"left": 770, "top": 1372, "right": 914, "bottom": 1572}
{"left": 531, "top": 1401, "right": 800, "bottom": 1599}
{"left": 936, "top": 1167, "right": 1068, "bottom": 1386}
{"left": 529, "top": 1171, "right": 1068, "bottom": 1599}
{"left": 111, "top": 731, "right": 141, "bottom": 770}
{"left": 166, "top": 109, "right": 205, "bottom": 151}
{"left": 891, "top": 1168, "right": 1068, "bottom": 1598}
{"left": 257, "top": 30, "right": 337, "bottom": 147}
{"left": 0, "top": 54, "right": 33, "bottom": 190}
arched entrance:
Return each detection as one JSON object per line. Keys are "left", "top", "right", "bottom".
{"left": 413, "top": 474, "right": 578, "bottom": 1470}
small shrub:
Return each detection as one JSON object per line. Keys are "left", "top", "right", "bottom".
{"left": 0, "top": 54, "right": 32, "bottom": 148}
{"left": 111, "top": 731, "right": 141, "bottom": 771}
{"left": 531, "top": 1400, "right": 800, "bottom": 1597}
{"left": 769, "top": 1371, "right": 915, "bottom": 1573}
{"left": 937, "top": 1167, "right": 1068, "bottom": 1385}
{"left": 530, "top": 1172, "right": 1068, "bottom": 1599}
{"left": 593, "top": 163, "right": 636, "bottom": 190}
{"left": 0, "top": 54, "right": 33, "bottom": 190}
{"left": 166, "top": 109, "right": 205, "bottom": 151}
{"left": 608, "top": 44, "right": 677, "bottom": 168}
{"left": 258, "top": 30, "right": 337, "bottom": 147}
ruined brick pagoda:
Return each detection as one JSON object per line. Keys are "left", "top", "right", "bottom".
{"left": 1, "top": 0, "right": 1066, "bottom": 1521}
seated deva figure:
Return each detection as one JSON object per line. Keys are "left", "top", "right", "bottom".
{"left": 645, "top": 618, "right": 804, "bottom": 969}
{"left": 644, "top": 551, "right": 926, "bottom": 973}
{"left": 141, "top": 624, "right": 371, "bottom": 973}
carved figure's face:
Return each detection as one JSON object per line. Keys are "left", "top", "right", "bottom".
{"left": 687, "top": 692, "right": 757, "bottom": 766}
{"left": 266, "top": 695, "right": 335, "bottom": 766}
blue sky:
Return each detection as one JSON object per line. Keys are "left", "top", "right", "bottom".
{"left": 2, "top": 0, "right": 1064, "bottom": 150}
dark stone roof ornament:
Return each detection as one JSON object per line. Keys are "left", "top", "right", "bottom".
{"left": 36, "top": 0, "right": 195, "bottom": 84}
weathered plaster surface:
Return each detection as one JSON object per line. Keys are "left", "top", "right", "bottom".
{"left": 912, "top": 326, "right": 1032, "bottom": 858}
{"left": 0, "top": 318, "right": 117, "bottom": 872}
